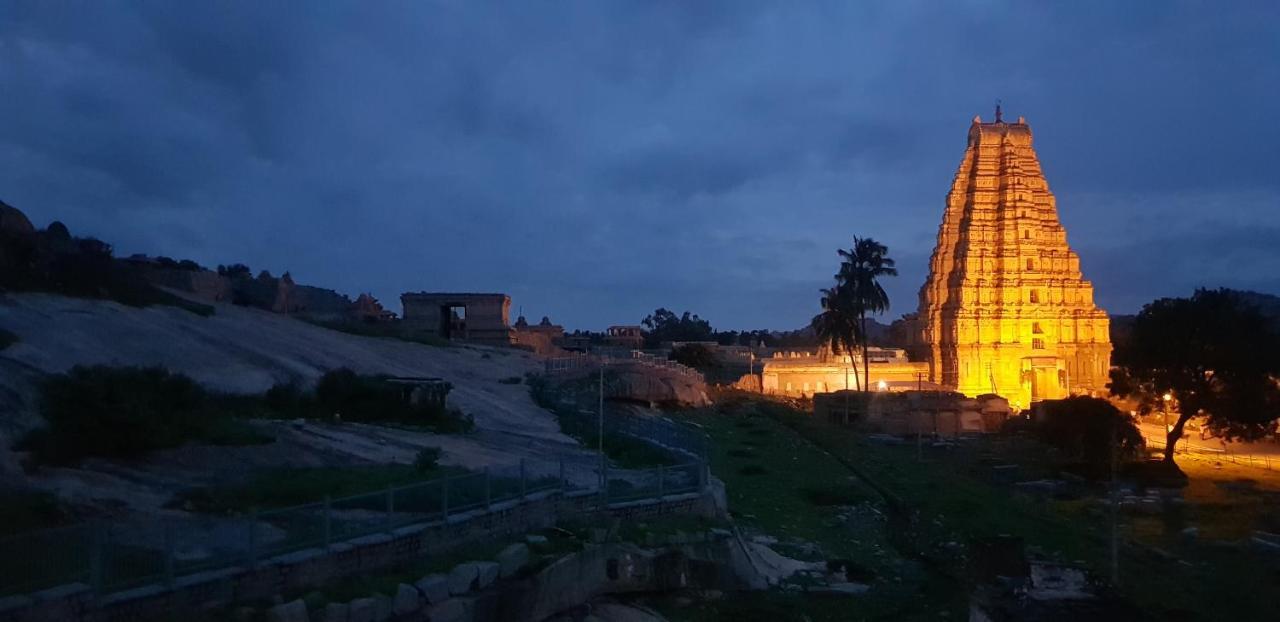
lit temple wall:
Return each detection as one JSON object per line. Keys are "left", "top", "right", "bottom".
{"left": 907, "top": 112, "right": 1112, "bottom": 409}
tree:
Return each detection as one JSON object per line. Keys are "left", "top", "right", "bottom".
{"left": 812, "top": 237, "right": 897, "bottom": 392}
{"left": 670, "top": 343, "right": 718, "bottom": 370}
{"left": 1110, "top": 288, "right": 1280, "bottom": 462}
{"left": 1037, "top": 397, "right": 1144, "bottom": 472}
{"left": 811, "top": 285, "right": 862, "bottom": 390}
{"left": 640, "top": 308, "right": 714, "bottom": 347}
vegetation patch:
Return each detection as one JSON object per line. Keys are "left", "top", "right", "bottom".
{"left": 527, "top": 374, "right": 681, "bottom": 468}
{"left": 498, "top": 376, "right": 523, "bottom": 385}
{"left": 726, "top": 448, "right": 755, "bottom": 458}
{"left": 20, "top": 365, "right": 272, "bottom": 464}
{"left": 260, "top": 369, "right": 473, "bottom": 432}
{"left": 737, "top": 464, "right": 769, "bottom": 476}
{"left": 0, "top": 327, "right": 15, "bottom": 350}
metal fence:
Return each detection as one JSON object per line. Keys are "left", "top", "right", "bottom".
{"left": 545, "top": 349, "right": 703, "bottom": 381}
{"left": 1144, "top": 436, "right": 1278, "bottom": 471}
{"left": 1, "top": 456, "right": 706, "bottom": 597}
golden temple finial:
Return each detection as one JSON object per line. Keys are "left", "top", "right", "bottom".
{"left": 994, "top": 99, "right": 1003, "bottom": 123}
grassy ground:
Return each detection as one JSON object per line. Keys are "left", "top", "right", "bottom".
{"left": 757, "top": 397, "right": 1280, "bottom": 622}
{"left": 528, "top": 374, "right": 684, "bottom": 468}
{"left": 661, "top": 398, "right": 966, "bottom": 621}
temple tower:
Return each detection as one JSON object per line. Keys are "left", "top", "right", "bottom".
{"left": 908, "top": 111, "right": 1111, "bottom": 409}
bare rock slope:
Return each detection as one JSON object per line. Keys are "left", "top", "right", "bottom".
{"left": 0, "top": 292, "right": 563, "bottom": 444}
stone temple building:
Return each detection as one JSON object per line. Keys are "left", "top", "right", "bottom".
{"left": 905, "top": 109, "right": 1111, "bottom": 409}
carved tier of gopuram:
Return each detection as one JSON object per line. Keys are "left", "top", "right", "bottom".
{"left": 906, "top": 109, "right": 1111, "bottom": 409}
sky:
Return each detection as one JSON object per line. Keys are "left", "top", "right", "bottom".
{"left": 1, "top": 1, "right": 1277, "bottom": 330}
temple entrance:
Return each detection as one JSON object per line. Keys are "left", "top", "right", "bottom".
{"left": 439, "top": 305, "right": 466, "bottom": 339}
{"left": 1025, "top": 356, "right": 1065, "bottom": 401}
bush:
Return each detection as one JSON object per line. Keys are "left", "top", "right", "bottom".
{"left": 21, "top": 366, "right": 270, "bottom": 464}
{"left": 264, "top": 369, "right": 472, "bottom": 432}
{"left": 1036, "top": 396, "right": 1144, "bottom": 469}
{"left": 670, "top": 343, "right": 718, "bottom": 370}
{"left": 415, "top": 446, "right": 442, "bottom": 471}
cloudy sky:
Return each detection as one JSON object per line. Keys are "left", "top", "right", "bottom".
{"left": 1, "top": 1, "right": 1277, "bottom": 329}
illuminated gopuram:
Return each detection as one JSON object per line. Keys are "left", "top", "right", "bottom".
{"left": 907, "top": 109, "right": 1111, "bottom": 409}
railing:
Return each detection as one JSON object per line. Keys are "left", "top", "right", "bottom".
{"left": 544, "top": 349, "right": 703, "bottom": 381}
{"left": 0, "top": 456, "right": 707, "bottom": 598}
{"left": 1144, "top": 436, "right": 1278, "bottom": 471}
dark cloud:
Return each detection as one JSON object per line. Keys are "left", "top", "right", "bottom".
{"left": 0, "top": 1, "right": 1277, "bottom": 330}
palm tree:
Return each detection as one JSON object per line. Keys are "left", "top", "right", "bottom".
{"left": 815, "top": 237, "right": 897, "bottom": 393}
{"left": 811, "top": 285, "right": 861, "bottom": 390}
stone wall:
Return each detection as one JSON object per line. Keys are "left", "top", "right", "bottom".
{"left": 0, "top": 489, "right": 717, "bottom": 622}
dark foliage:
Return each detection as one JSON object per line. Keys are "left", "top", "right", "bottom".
{"left": 669, "top": 343, "right": 718, "bottom": 370}
{"left": 216, "top": 263, "right": 252, "bottom": 279}
{"left": 641, "top": 308, "right": 713, "bottom": 348}
{"left": 0, "top": 327, "right": 15, "bottom": 350}
{"left": 267, "top": 369, "right": 472, "bottom": 432}
{"left": 1036, "top": 396, "right": 1144, "bottom": 467}
{"left": 414, "top": 446, "right": 442, "bottom": 471}
{"left": 1110, "top": 288, "right": 1280, "bottom": 458}
{"left": 0, "top": 223, "right": 212, "bottom": 316}
{"left": 21, "top": 366, "right": 270, "bottom": 464}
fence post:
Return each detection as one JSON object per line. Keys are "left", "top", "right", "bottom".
{"left": 323, "top": 496, "right": 332, "bottom": 547}
{"left": 520, "top": 459, "right": 527, "bottom": 500}
{"left": 164, "top": 520, "right": 175, "bottom": 587}
{"left": 442, "top": 478, "right": 450, "bottom": 521}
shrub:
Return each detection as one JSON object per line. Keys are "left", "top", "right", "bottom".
{"left": 1036, "top": 396, "right": 1144, "bottom": 469}
{"left": 498, "top": 376, "right": 523, "bottom": 385}
{"left": 670, "top": 343, "right": 718, "bottom": 370}
{"left": 266, "top": 369, "right": 472, "bottom": 432}
{"left": 415, "top": 446, "right": 442, "bottom": 471}
{"left": 22, "top": 366, "right": 269, "bottom": 464}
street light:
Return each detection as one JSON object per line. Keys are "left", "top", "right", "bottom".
{"left": 1162, "top": 392, "right": 1173, "bottom": 434}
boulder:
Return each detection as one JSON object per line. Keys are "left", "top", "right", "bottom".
{"left": 317, "top": 602, "right": 348, "bottom": 622}
{"left": 392, "top": 583, "right": 420, "bottom": 616}
{"left": 267, "top": 599, "right": 309, "bottom": 622}
{"left": 415, "top": 573, "right": 450, "bottom": 604}
{"left": 474, "top": 561, "right": 501, "bottom": 589}
{"left": 448, "top": 562, "right": 480, "bottom": 595}
{"left": 496, "top": 543, "right": 531, "bottom": 578}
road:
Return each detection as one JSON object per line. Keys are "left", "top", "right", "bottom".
{"left": 1138, "top": 421, "right": 1280, "bottom": 470}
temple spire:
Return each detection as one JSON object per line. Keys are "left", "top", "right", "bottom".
{"left": 994, "top": 99, "right": 1003, "bottom": 123}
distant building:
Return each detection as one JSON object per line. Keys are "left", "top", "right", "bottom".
{"left": 760, "top": 347, "right": 931, "bottom": 397}
{"left": 513, "top": 314, "right": 565, "bottom": 354}
{"left": 400, "top": 292, "right": 514, "bottom": 345}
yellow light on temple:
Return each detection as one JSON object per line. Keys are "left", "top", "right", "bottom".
{"left": 877, "top": 380, "right": 888, "bottom": 391}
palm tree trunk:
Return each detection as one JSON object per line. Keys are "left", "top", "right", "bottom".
{"left": 861, "top": 313, "right": 870, "bottom": 393}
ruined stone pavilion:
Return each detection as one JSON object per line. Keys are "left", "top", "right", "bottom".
{"left": 906, "top": 109, "right": 1111, "bottom": 409}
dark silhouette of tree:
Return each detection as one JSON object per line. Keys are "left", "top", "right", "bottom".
{"left": 1110, "top": 288, "right": 1280, "bottom": 462}
{"left": 812, "top": 237, "right": 897, "bottom": 392}
{"left": 640, "top": 308, "right": 713, "bottom": 347}
{"left": 811, "top": 285, "right": 862, "bottom": 389}
{"left": 1037, "top": 396, "right": 1144, "bottom": 472}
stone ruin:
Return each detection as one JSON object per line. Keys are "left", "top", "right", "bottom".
{"left": 400, "top": 292, "right": 514, "bottom": 346}
{"left": 813, "top": 390, "right": 1011, "bottom": 436}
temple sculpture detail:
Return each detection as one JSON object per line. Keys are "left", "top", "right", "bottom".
{"left": 906, "top": 110, "right": 1111, "bottom": 409}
